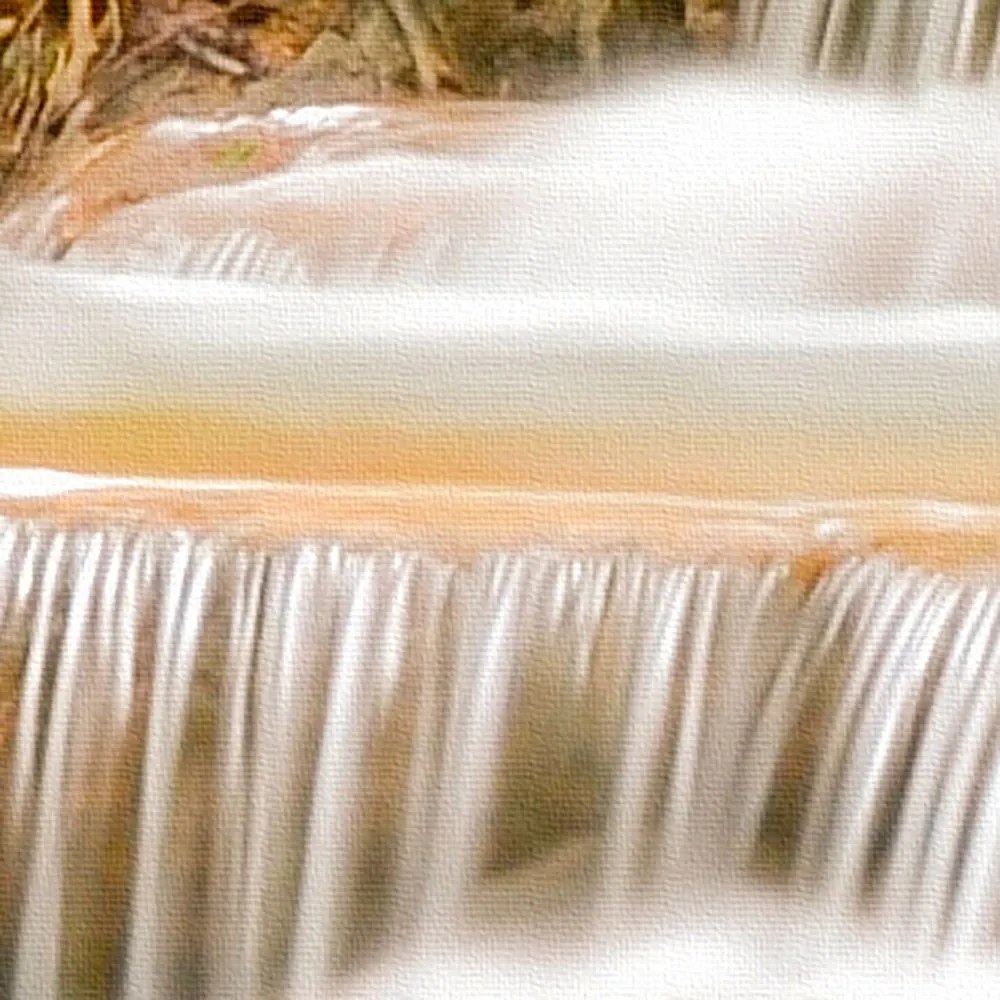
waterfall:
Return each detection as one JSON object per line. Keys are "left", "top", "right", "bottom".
{"left": 751, "top": 0, "right": 1000, "bottom": 82}
{"left": 3, "top": 6, "right": 1000, "bottom": 993}
{"left": 6, "top": 39, "right": 1000, "bottom": 305}
{"left": 2, "top": 519, "right": 1000, "bottom": 995}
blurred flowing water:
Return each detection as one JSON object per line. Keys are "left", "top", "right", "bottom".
{"left": 4, "top": 47, "right": 1000, "bottom": 306}
{"left": 4, "top": 2, "right": 1000, "bottom": 996}
{"left": 2, "top": 523, "right": 1000, "bottom": 996}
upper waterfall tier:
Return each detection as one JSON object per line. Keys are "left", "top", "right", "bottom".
{"left": 8, "top": 78, "right": 1000, "bottom": 302}
{"left": 2, "top": 77, "right": 1000, "bottom": 497}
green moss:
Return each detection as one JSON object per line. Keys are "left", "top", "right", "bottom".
{"left": 212, "top": 138, "right": 262, "bottom": 170}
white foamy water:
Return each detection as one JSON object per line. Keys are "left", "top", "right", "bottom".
{"left": 26, "top": 73, "right": 998, "bottom": 307}
{"left": 334, "top": 879, "right": 1000, "bottom": 1000}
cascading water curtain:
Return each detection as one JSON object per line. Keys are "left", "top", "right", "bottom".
{"left": 1, "top": 518, "right": 1000, "bottom": 997}
{"left": 745, "top": 0, "right": 1000, "bottom": 81}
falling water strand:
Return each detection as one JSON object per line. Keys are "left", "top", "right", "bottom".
{"left": 14, "top": 532, "right": 103, "bottom": 1000}
{"left": 229, "top": 549, "right": 292, "bottom": 1000}
{"left": 416, "top": 555, "right": 529, "bottom": 939}
{"left": 12, "top": 529, "right": 46, "bottom": 630}
{"left": 916, "top": 0, "right": 963, "bottom": 79}
{"left": 659, "top": 568, "right": 724, "bottom": 870}
{"left": 694, "top": 565, "right": 792, "bottom": 874}
{"left": 570, "top": 559, "right": 614, "bottom": 695}
{"left": 123, "top": 536, "right": 215, "bottom": 1000}
{"left": 949, "top": 718, "right": 1000, "bottom": 953}
{"left": 753, "top": 0, "right": 832, "bottom": 77}
{"left": 602, "top": 566, "right": 695, "bottom": 909}
{"left": 10, "top": 531, "right": 68, "bottom": 833}
{"left": 207, "top": 549, "right": 267, "bottom": 1000}
{"left": 374, "top": 553, "right": 421, "bottom": 719}
{"left": 113, "top": 536, "right": 153, "bottom": 737}
{"left": 390, "top": 563, "right": 454, "bottom": 939}
{"left": 733, "top": 558, "right": 881, "bottom": 863}
{"left": 93, "top": 532, "right": 128, "bottom": 712}
{"left": 0, "top": 520, "right": 22, "bottom": 632}
{"left": 862, "top": 0, "right": 902, "bottom": 81}
{"left": 920, "top": 588, "right": 1000, "bottom": 950}
{"left": 809, "top": 576, "right": 961, "bottom": 906}
{"left": 286, "top": 555, "right": 385, "bottom": 996}
{"left": 795, "top": 567, "right": 934, "bottom": 884}
{"left": 880, "top": 583, "right": 1000, "bottom": 923}
{"left": 910, "top": 584, "right": 1000, "bottom": 948}
{"left": 238, "top": 545, "right": 322, "bottom": 998}
{"left": 745, "top": 0, "right": 1000, "bottom": 81}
